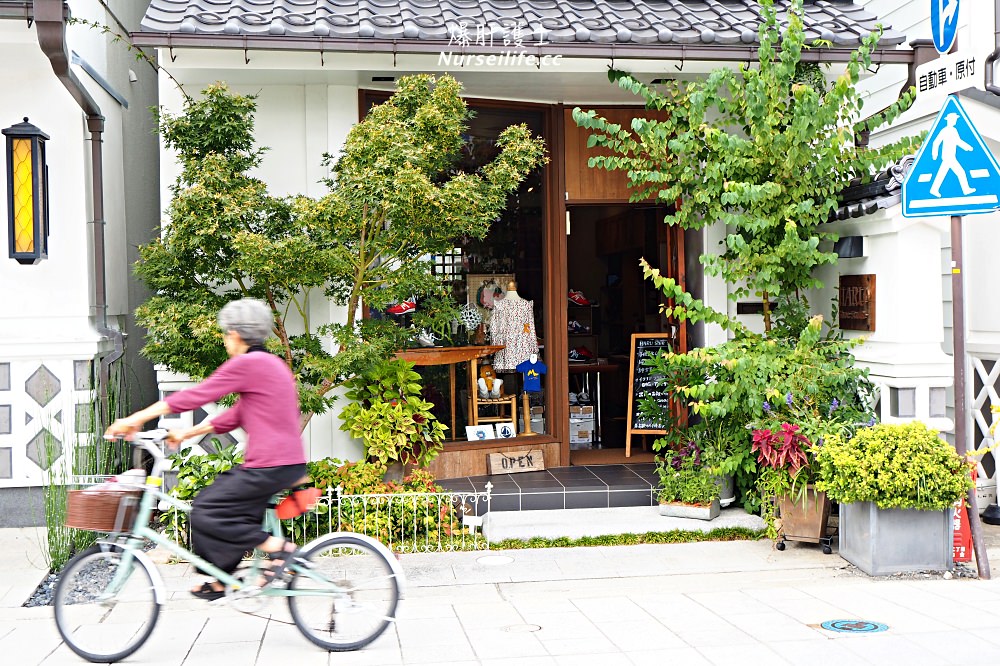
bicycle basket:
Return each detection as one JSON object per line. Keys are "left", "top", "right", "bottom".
{"left": 65, "top": 487, "right": 143, "bottom": 532}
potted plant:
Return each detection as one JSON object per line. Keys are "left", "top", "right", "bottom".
{"left": 813, "top": 421, "right": 974, "bottom": 575}
{"left": 656, "top": 442, "right": 722, "bottom": 520}
{"left": 750, "top": 384, "right": 874, "bottom": 549}
{"left": 339, "top": 359, "right": 447, "bottom": 473}
{"left": 751, "top": 422, "right": 830, "bottom": 549}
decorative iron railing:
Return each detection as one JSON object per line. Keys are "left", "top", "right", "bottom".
{"left": 282, "top": 483, "right": 493, "bottom": 553}
{"left": 159, "top": 483, "right": 492, "bottom": 553}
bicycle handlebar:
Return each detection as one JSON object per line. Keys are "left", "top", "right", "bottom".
{"left": 106, "top": 430, "right": 171, "bottom": 473}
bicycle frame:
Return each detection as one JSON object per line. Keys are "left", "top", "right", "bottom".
{"left": 99, "top": 433, "right": 347, "bottom": 603}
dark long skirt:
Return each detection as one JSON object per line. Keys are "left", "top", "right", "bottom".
{"left": 190, "top": 463, "right": 306, "bottom": 575}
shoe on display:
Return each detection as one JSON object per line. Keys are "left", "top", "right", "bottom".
{"left": 568, "top": 349, "right": 587, "bottom": 362}
{"left": 567, "top": 320, "right": 591, "bottom": 334}
{"left": 568, "top": 290, "right": 592, "bottom": 306}
{"left": 568, "top": 392, "right": 578, "bottom": 404}
{"left": 416, "top": 329, "right": 437, "bottom": 347}
{"left": 387, "top": 297, "right": 417, "bottom": 315}
{"left": 575, "top": 346, "right": 595, "bottom": 359}
{"left": 577, "top": 390, "right": 590, "bottom": 404}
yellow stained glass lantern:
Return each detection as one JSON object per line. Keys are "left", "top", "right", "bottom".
{"left": 3, "top": 117, "right": 49, "bottom": 264}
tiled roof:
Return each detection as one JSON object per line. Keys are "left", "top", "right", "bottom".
{"left": 140, "top": 1, "right": 904, "bottom": 48}
{"left": 831, "top": 157, "right": 912, "bottom": 220}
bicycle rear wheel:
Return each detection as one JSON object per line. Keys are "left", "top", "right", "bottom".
{"left": 53, "top": 544, "right": 160, "bottom": 663}
{"left": 287, "top": 534, "right": 400, "bottom": 651}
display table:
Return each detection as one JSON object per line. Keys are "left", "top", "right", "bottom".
{"left": 568, "top": 360, "right": 620, "bottom": 444}
{"left": 394, "top": 345, "right": 504, "bottom": 439}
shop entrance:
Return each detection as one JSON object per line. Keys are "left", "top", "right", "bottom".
{"left": 565, "top": 204, "right": 677, "bottom": 464}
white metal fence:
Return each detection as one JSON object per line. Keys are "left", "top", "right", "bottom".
{"left": 281, "top": 484, "right": 493, "bottom": 552}
{"left": 160, "top": 484, "right": 493, "bottom": 553}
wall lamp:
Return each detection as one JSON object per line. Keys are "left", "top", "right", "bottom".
{"left": 3, "top": 117, "right": 50, "bottom": 264}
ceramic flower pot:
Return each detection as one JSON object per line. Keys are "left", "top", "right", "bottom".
{"left": 777, "top": 486, "right": 831, "bottom": 543}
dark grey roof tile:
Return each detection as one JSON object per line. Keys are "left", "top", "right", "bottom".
{"left": 140, "top": 0, "right": 905, "bottom": 49}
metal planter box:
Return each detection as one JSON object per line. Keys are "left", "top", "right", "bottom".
{"left": 839, "top": 501, "right": 952, "bottom": 576}
{"left": 659, "top": 499, "right": 721, "bottom": 521}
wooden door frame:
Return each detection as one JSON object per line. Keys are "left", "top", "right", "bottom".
{"left": 355, "top": 93, "right": 691, "bottom": 467}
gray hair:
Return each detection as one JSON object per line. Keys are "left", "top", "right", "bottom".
{"left": 218, "top": 299, "right": 274, "bottom": 346}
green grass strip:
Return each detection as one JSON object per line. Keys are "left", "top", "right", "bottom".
{"left": 489, "top": 527, "right": 766, "bottom": 551}
{"left": 383, "top": 527, "right": 765, "bottom": 553}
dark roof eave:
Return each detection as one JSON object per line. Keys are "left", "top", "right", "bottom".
{"left": 0, "top": 2, "right": 32, "bottom": 21}
{"left": 128, "top": 32, "right": 915, "bottom": 65}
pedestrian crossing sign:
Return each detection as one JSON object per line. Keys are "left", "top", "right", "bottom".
{"left": 902, "top": 95, "right": 1000, "bottom": 218}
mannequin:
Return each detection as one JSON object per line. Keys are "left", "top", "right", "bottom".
{"left": 505, "top": 280, "right": 523, "bottom": 302}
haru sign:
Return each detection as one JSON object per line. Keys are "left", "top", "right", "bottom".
{"left": 902, "top": 96, "right": 1000, "bottom": 218}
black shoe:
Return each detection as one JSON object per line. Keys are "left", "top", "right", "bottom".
{"left": 191, "top": 582, "right": 225, "bottom": 601}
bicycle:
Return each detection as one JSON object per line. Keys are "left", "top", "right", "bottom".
{"left": 53, "top": 430, "right": 404, "bottom": 663}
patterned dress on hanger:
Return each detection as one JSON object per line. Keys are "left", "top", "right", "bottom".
{"left": 489, "top": 298, "right": 539, "bottom": 372}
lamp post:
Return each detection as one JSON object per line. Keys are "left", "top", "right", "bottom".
{"left": 3, "top": 117, "right": 49, "bottom": 264}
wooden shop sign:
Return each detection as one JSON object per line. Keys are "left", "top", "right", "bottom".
{"left": 839, "top": 274, "right": 876, "bottom": 332}
{"left": 487, "top": 450, "right": 545, "bottom": 474}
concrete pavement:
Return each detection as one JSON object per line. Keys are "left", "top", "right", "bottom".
{"left": 5, "top": 512, "right": 1000, "bottom": 666}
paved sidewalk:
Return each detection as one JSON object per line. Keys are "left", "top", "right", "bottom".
{"left": 5, "top": 520, "right": 1000, "bottom": 666}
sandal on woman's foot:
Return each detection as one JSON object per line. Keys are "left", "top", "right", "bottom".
{"left": 191, "top": 581, "right": 225, "bottom": 601}
{"left": 260, "top": 541, "right": 298, "bottom": 588}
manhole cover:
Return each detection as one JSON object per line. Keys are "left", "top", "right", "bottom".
{"left": 820, "top": 620, "right": 889, "bottom": 634}
{"left": 503, "top": 624, "right": 541, "bottom": 633}
{"left": 476, "top": 555, "right": 514, "bottom": 566}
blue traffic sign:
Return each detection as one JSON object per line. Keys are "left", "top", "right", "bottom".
{"left": 931, "top": 0, "right": 960, "bottom": 54}
{"left": 902, "top": 96, "right": 1000, "bottom": 217}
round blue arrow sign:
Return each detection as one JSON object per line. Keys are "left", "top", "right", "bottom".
{"left": 931, "top": 0, "right": 960, "bottom": 54}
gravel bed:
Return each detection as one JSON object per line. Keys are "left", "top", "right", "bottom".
{"left": 23, "top": 540, "right": 158, "bottom": 608}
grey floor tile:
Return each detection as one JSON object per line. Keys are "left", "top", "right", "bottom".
{"left": 564, "top": 490, "right": 609, "bottom": 509}
{"left": 521, "top": 493, "right": 565, "bottom": 511}
{"left": 609, "top": 489, "right": 656, "bottom": 507}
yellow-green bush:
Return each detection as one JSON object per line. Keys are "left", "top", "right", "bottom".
{"left": 813, "top": 422, "right": 972, "bottom": 510}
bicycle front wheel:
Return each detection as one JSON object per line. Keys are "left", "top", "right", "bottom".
{"left": 287, "top": 534, "right": 400, "bottom": 652}
{"left": 53, "top": 544, "right": 160, "bottom": 663}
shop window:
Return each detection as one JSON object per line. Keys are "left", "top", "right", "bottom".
{"left": 362, "top": 91, "right": 547, "bottom": 440}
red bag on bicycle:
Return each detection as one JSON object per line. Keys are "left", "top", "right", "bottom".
{"left": 275, "top": 486, "right": 323, "bottom": 520}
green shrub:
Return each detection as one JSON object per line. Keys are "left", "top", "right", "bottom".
{"left": 339, "top": 359, "right": 447, "bottom": 468}
{"left": 656, "top": 442, "right": 720, "bottom": 506}
{"left": 160, "top": 443, "right": 243, "bottom": 543}
{"left": 813, "top": 422, "right": 973, "bottom": 510}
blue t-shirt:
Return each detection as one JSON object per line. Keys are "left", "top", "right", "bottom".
{"left": 516, "top": 358, "right": 547, "bottom": 393}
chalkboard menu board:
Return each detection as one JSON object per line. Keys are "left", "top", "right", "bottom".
{"left": 625, "top": 333, "right": 673, "bottom": 457}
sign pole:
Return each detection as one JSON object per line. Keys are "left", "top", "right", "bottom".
{"left": 952, "top": 214, "right": 990, "bottom": 578}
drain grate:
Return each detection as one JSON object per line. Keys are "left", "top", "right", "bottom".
{"left": 820, "top": 619, "right": 888, "bottom": 634}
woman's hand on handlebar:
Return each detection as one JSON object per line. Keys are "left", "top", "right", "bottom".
{"left": 105, "top": 416, "right": 144, "bottom": 440}
{"left": 104, "top": 401, "right": 172, "bottom": 441}
{"left": 165, "top": 429, "right": 193, "bottom": 451}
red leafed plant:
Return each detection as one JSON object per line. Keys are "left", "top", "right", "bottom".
{"left": 752, "top": 422, "right": 818, "bottom": 540}
{"left": 751, "top": 423, "right": 811, "bottom": 477}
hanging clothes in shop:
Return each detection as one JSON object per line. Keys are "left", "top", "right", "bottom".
{"left": 489, "top": 297, "right": 538, "bottom": 371}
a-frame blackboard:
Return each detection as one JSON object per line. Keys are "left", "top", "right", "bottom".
{"left": 625, "top": 333, "right": 673, "bottom": 457}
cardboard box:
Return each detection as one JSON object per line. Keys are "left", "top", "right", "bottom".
{"left": 569, "top": 405, "right": 594, "bottom": 417}
{"left": 569, "top": 417, "right": 594, "bottom": 446}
